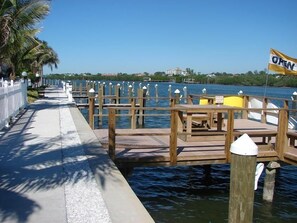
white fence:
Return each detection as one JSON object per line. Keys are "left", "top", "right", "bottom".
{"left": 0, "top": 80, "right": 27, "bottom": 130}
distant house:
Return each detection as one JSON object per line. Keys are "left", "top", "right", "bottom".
{"left": 206, "top": 73, "right": 216, "bottom": 78}
{"left": 166, "top": 67, "right": 187, "bottom": 76}
{"left": 102, "top": 73, "right": 116, "bottom": 77}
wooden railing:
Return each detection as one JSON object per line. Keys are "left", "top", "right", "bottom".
{"left": 79, "top": 92, "right": 296, "bottom": 131}
{"left": 106, "top": 105, "right": 297, "bottom": 165}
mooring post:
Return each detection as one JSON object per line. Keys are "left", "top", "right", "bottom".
{"left": 183, "top": 86, "right": 188, "bottom": 103}
{"left": 170, "top": 108, "right": 178, "bottom": 165}
{"left": 128, "top": 85, "right": 133, "bottom": 103}
{"left": 108, "top": 82, "right": 113, "bottom": 103}
{"left": 108, "top": 108, "right": 116, "bottom": 161}
{"left": 115, "top": 83, "right": 121, "bottom": 104}
{"left": 79, "top": 82, "right": 82, "bottom": 95}
{"left": 155, "top": 84, "right": 159, "bottom": 103}
{"left": 88, "top": 88, "right": 95, "bottom": 129}
{"left": 137, "top": 86, "right": 147, "bottom": 127}
{"left": 228, "top": 133, "right": 258, "bottom": 223}
{"left": 168, "top": 85, "right": 172, "bottom": 101}
{"left": 137, "top": 88, "right": 143, "bottom": 126}
{"left": 130, "top": 98, "right": 137, "bottom": 129}
{"left": 146, "top": 84, "right": 150, "bottom": 100}
{"left": 174, "top": 89, "right": 180, "bottom": 104}
{"left": 263, "top": 161, "right": 280, "bottom": 202}
{"left": 98, "top": 84, "right": 104, "bottom": 127}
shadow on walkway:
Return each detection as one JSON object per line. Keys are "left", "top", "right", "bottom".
{"left": 0, "top": 95, "right": 116, "bottom": 222}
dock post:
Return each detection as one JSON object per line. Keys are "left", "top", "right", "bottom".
{"left": 146, "top": 84, "right": 150, "bottom": 100}
{"left": 174, "top": 89, "right": 180, "bottom": 104}
{"left": 108, "top": 82, "right": 113, "bottom": 103}
{"left": 168, "top": 85, "right": 172, "bottom": 101}
{"left": 98, "top": 84, "right": 104, "bottom": 127}
{"left": 137, "top": 87, "right": 147, "bottom": 127}
{"left": 128, "top": 85, "right": 133, "bottom": 103}
{"left": 115, "top": 83, "right": 121, "bottom": 104}
{"left": 170, "top": 108, "right": 178, "bottom": 165}
{"left": 130, "top": 98, "right": 137, "bottom": 129}
{"left": 86, "top": 81, "right": 90, "bottom": 95}
{"left": 108, "top": 108, "right": 116, "bottom": 160}
{"left": 79, "top": 82, "right": 82, "bottom": 95}
{"left": 155, "top": 84, "right": 158, "bottom": 103}
{"left": 88, "top": 88, "right": 95, "bottom": 129}
{"left": 263, "top": 161, "right": 280, "bottom": 202}
{"left": 228, "top": 133, "right": 258, "bottom": 223}
{"left": 183, "top": 86, "right": 188, "bottom": 103}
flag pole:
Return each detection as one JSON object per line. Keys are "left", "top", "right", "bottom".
{"left": 263, "top": 70, "right": 269, "bottom": 99}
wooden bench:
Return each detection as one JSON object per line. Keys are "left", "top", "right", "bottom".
{"left": 233, "top": 130, "right": 277, "bottom": 144}
{"left": 182, "top": 113, "right": 213, "bottom": 129}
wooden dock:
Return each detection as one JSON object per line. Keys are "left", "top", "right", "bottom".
{"left": 71, "top": 87, "right": 297, "bottom": 168}
{"left": 93, "top": 118, "right": 297, "bottom": 168}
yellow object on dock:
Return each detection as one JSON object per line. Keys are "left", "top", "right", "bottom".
{"left": 223, "top": 96, "right": 244, "bottom": 108}
{"left": 199, "top": 96, "right": 244, "bottom": 107}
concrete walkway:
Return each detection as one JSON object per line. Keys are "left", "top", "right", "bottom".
{"left": 0, "top": 87, "right": 154, "bottom": 223}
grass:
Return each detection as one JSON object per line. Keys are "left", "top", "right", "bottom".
{"left": 27, "top": 86, "right": 47, "bottom": 104}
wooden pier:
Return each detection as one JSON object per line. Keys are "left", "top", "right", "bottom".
{"left": 70, "top": 82, "right": 297, "bottom": 167}
{"left": 93, "top": 107, "right": 297, "bottom": 168}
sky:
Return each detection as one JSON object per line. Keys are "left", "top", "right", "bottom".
{"left": 38, "top": 0, "right": 297, "bottom": 75}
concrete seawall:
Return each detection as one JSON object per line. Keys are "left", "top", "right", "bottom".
{"left": 69, "top": 101, "right": 154, "bottom": 223}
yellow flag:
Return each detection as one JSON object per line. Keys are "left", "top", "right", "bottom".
{"left": 268, "top": 49, "right": 297, "bottom": 75}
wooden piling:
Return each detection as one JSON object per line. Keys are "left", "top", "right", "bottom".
{"left": 168, "top": 85, "right": 172, "bottom": 101}
{"left": 130, "top": 98, "right": 137, "bottom": 129}
{"left": 174, "top": 89, "right": 180, "bottom": 104}
{"left": 108, "top": 108, "right": 116, "bottom": 160}
{"left": 98, "top": 84, "right": 104, "bottom": 127}
{"left": 108, "top": 82, "right": 113, "bottom": 103}
{"left": 79, "top": 83, "right": 82, "bottom": 95}
{"left": 228, "top": 134, "right": 258, "bottom": 223}
{"left": 155, "top": 84, "right": 159, "bottom": 103}
{"left": 137, "top": 87, "right": 147, "bottom": 127}
{"left": 263, "top": 161, "right": 280, "bottom": 202}
{"left": 128, "top": 85, "right": 133, "bottom": 103}
{"left": 170, "top": 108, "right": 178, "bottom": 165}
{"left": 115, "top": 83, "right": 121, "bottom": 104}
{"left": 88, "top": 89, "right": 95, "bottom": 129}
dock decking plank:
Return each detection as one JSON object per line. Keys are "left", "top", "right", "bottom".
{"left": 91, "top": 118, "right": 297, "bottom": 166}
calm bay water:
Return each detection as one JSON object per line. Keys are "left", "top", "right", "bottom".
{"left": 76, "top": 81, "right": 297, "bottom": 222}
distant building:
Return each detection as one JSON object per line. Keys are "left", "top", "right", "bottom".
{"left": 166, "top": 67, "right": 187, "bottom": 76}
{"left": 102, "top": 73, "right": 116, "bottom": 77}
{"left": 206, "top": 73, "right": 216, "bottom": 78}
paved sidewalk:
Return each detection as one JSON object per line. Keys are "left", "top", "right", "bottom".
{"left": 0, "top": 87, "right": 112, "bottom": 223}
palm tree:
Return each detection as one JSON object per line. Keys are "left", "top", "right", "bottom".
{"left": 24, "top": 39, "right": 59, "bottom": 80}
{"left": 0, "top": 0, "right": 52, "bottom": 79}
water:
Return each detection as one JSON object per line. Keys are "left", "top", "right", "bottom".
{"left": 128, "top": 164, "right": 297, "bottom": 223}
{"left": 75, "top": 81, "right": 297, "bottom": 222}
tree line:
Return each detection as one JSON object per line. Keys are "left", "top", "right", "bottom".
{"left": 45, "top": 70, "right": 297, "bottom": 87}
